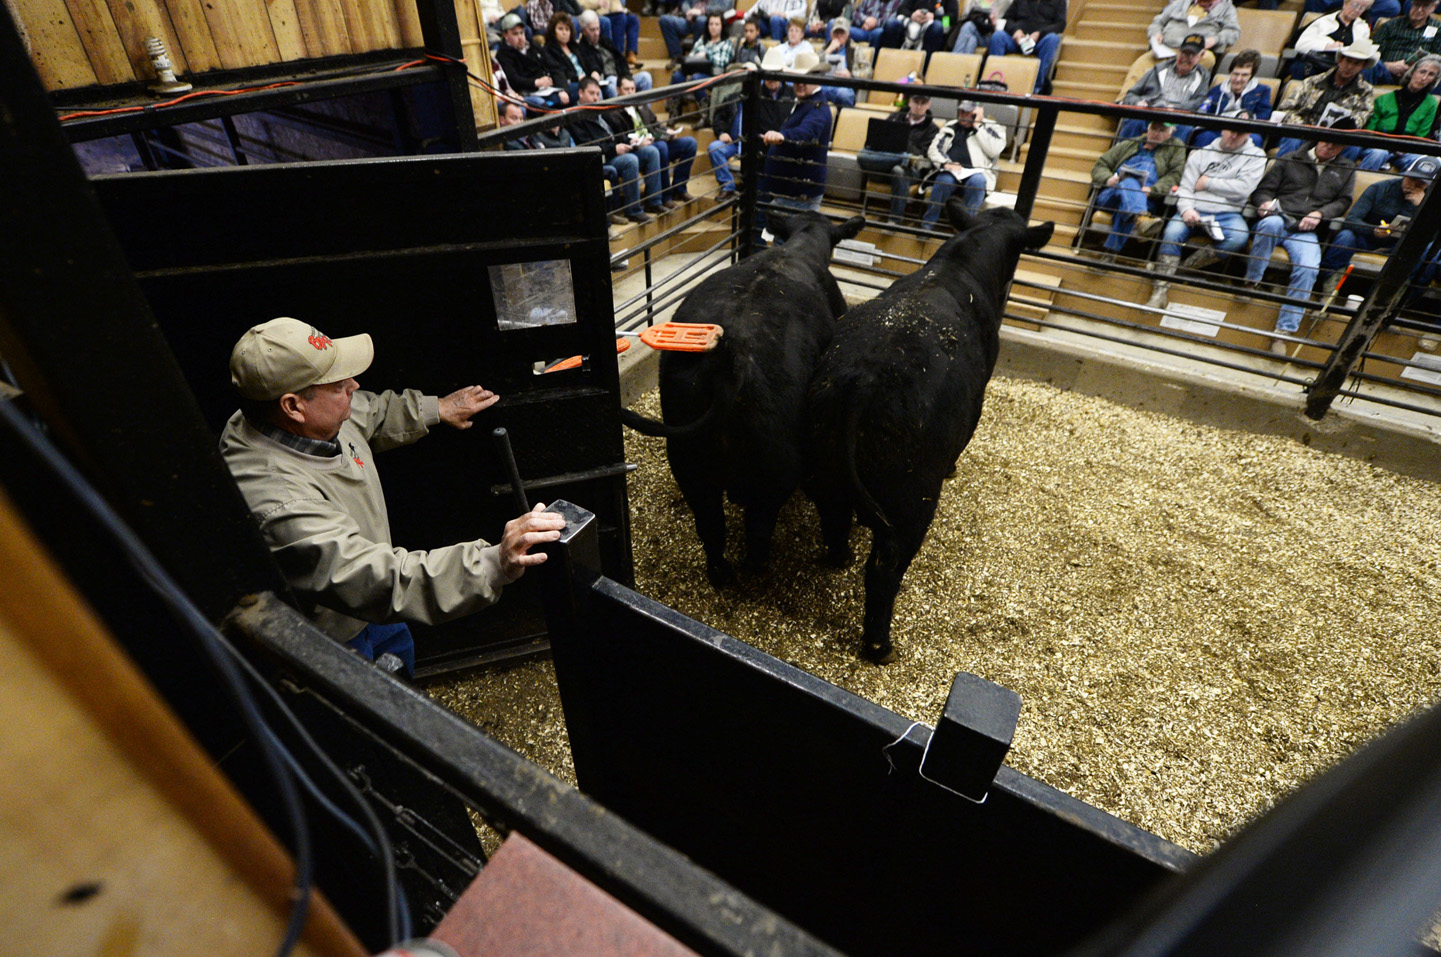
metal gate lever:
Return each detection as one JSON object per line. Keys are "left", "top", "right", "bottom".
{"left": 920, "top": 672, "right": 1022, "bottom": 804}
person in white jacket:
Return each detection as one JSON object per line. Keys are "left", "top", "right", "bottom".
{"left": 1146, "top": 117, "right": 1268, "bottom": 308}
{"left": 921, "top": 100, "right": 1006, "bottom": 225}
{"left": 1292, "top": 0, "right": 1372, "bottom": 78}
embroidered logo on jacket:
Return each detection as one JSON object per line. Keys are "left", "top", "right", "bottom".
{"left": 349, "top": 442, "right": 364, "bottom": 467}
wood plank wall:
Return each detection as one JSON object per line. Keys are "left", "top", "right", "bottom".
{"left": 11, "top": 0, "right": 427, "bottom": 90}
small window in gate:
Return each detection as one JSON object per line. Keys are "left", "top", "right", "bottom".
{"left": 490, "top": 259, "right": 578, "bottom": 331}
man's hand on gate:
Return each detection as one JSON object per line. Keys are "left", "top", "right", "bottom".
{"left": 499, "top": 504, "right": 568, "bottom": 581}
{"left": 439, "top": 385, "right": 500, "bottom": 429}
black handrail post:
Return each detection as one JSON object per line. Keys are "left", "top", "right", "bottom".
{"left": 413, "top": 0, "right": 480, "bottom": 151}
{"left": 1014, "top": 102, "right": 1057, "bottom": 221}
{"left": 737, "top": 68, "right": 763, "bottom": 260}
{"left": 1304, "top": 179, "right": 1441, "bottom": 420}
{"left": 645, "top": 245, "right": 655, "bottom": 325}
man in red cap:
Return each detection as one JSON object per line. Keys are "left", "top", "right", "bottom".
{"left": 220, "top": 317, "right": 565, "bottom": 674}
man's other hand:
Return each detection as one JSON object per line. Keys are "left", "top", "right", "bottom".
{"left": 499, "top": 504, "right": 567, "bottom": 581}
{"left": 439, "top": 385, "right": 499, "bottom": 428}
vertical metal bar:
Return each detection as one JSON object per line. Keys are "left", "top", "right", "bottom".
{"left": 1304, "top": 182, "right": 1441, "bottom": 420}
{"left": 130, "top": 131, "right": 159, "bottom": 171}
{"left": 1013, "top": 103, "right": 1057, "bottom": 221}
{"left": 219, "top": 116, "right": 249, "bottom": 165}
{"left": 644, "top": 246, "right": 655, "bottom": 325}
{"left": 737, "top": 70, "right": 763, "bottom": 260}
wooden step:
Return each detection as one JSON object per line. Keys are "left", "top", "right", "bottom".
{"left": 1007, "top": 266, "right": 1061, "bottom": 328}
{"left": 1079, "top": 3, "right": 1159, "bottom": 25}
{"left": 1019, "top": 142, "right": 1100, "bottom": 176}
{"left": 1051, "top": 80, "right": 1125, "bottom": 101}
{"left": 1059, "top": 38, "right": 1148, "bottom": 67}
{"left": 1068, "top": 19, "right": 1152, "bottom": 40}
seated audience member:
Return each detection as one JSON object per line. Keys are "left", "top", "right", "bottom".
{"left": 578, "top": 10, "right": 652, "bottom": 96}
{"left": 1305, "top": 0, "right": 1396, "bottom": 27}
{"left": 1319, "top": 154, "right": 1439, "bottom": 295}
{"left": 495, "top": 13, "right": 571, "bottom": 107}
{"left": 952, "top": 0, "right": 1011, "bottom": 54}
{"left": 735, "top": 16, "right": 767, "bottom": 67}
{"left": 542, "top": 12, "right": 589, "bottom": 100}
{"left": 497, "top": 100, "right": 537, "bottom": 149}
{"left": 752, "top": 0, "right": 809, "bottom": 40}
{"left": 819, "top": 18, "right": 859, "bottom": 107}
{"left": 709, "top": 68, "right": 795, "bottom": 194}
{"left": 1146, "top": 115, "right": 1267, "bottom": 307}
{"left": 759, "top": 47, "right": 833, "bottom": 225}
{"left": 1293, "top": 0, "right": 1372, "bottom": 79}
{"left": 808, "top": 0, "right": 848, "bottom": 38}
{"left": 1367, "top": 0, "right": 1441, "bottom": 85}
{"left": 615, "top": 75, "right": 699, "bottom": 206}
{"left": 983, "top": 0, "right": 1063, "bottom": 90}
{"left": 922, "top": 99, "right": 1007, "bottom": 223}
{"left": 1149, "top": 0, "right": 1240, "bottom": 58}
{"left": 778, "top": 17, "right": 813, "bottom": 66}
{"left": 587, "top": 0, "right": 644, "bottom": 67}
{"left": 881, "top": 0, "right": 959, "bottom": 54}
{"left": 527, "top": 0, "right": 557, "bottom": 35}
{"left": 857, "top": 92, "right": 942, "bottom": 223}
{"left": 672, "top": 12, "right": 737, "bottom": 84}
{"left": 568, "top": 77, "right": 665, "bottom": 221}
{"left": 1089, "top": 119, "right": 1187, "bottom": 258}
{"left": 1244, "top": 123, "right": 1357, "bottom": 353}
{"left": 852, "top": 0, "right": 904, "bottom": 46}
{"left": 1358, "top": 56, "right": 1441, "bottom": 170}
{"left": 482, "top": 0, "right": 507, "bottom": 47}
{"left": 660, "top": 0, "right": 736, "bottom": 63}
{"left": 1193, "top": 49, "right": 1273, "bottom": 148}
{"left": 1273, "top": 39, "right": 1376, "bottom": 156}
{"left": 1118, "top": 35, "right": 1212, "bottom": 142}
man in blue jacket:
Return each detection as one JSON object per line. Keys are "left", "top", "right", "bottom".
{"left": 759, "top": 46, "right": 834, "bottom": 220}
{"left": 1317, "top": 155, "right": 1438, "bottom": 299}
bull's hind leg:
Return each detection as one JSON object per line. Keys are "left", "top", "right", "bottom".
{"left": 814, "top": 498, "right": 854, "bottom": 567}
{"left": 740, "top": 494, "right": 787, "bottom": 576}
{"left": 669, "top": 451, "right": 734, "bottom": 588}
{"left": 859, "top": 521, "right": 928, "bottom": 664}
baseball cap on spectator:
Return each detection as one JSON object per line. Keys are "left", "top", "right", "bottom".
{"left": 1178, "top": 33, "right": 1206, "bottom": 54}
{"left": 1148, "top": 118, "right": 1177, "bottom": 128}
{"left": 1405, "top": 155, "right": 1440, "bottom": 180}
{"left": 230, "top": 317, "right": 374, "bottom": 400}
{"left": 832, "top": 16, "right": 851, "bottom": 33}
{"left": 499, "top": 12, "right": 523, "bottom": 31}
{"left": 957, "top": 99, "right": 977, "bottom": 113}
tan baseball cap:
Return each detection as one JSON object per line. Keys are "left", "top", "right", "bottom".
{"left": 229, "top": 317, "right": 374, "bottom": 400}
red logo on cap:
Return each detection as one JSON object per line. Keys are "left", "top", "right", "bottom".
{"left": 308, "top": 334, "right": 333, "bottom": 350}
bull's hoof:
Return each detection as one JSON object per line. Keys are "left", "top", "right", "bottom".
{"left": 862, "top": 642, "right": 895, "bottom": 664}
{"left": 820, "top": 546, "right": 854, "bottom": 568}
{"left": 705, "top": 558, "right": 736, "bottom": 589}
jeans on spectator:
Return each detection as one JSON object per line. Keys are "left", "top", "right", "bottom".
{"left": 709, "top": 138, "right": 740, "bottom": 191}
{"left": 951, "top": 20, "right": 989, "bottom": 53}
{"left": 1358, "top": 147, "right": 1421, "bottom": 171}
{"left": 880, "top": 16, "right": 947, "bottom": 52}
{"left": 1159, "top": 211, "right": 1249, "bottom": 259}
{"left": 609, "top": 11, "right": 641, "bottom": 54}
{"left": 857, "top": 147, "right": 916, "bottom": 219}
{"left": 849, "top": 24, "right": 885, "bottom": 45}
{"left": 655, "top": 136, "right": 698, "bottom": 198}
{"left": 820, "top": 84, "right": 857, "bottom": 107}
{"left": 766, "top": 14, "right": 793, "bottom": 39}
{"left": 1320, "top": 226, "right": 1391, "bottom": 276}
{"left": 524, "top": 89, "right": 567, "bottom": 109}
{"left": 925, "top": 171, "right": 987, "bottom": 223}
{"left": 1117, "top": 118, "right": 1194, "bottom": 143}
{"left": 1365, "top": 61, "right": 1408, "bottom": 85}
{"left": 1246, "top": 214, "right": 1321, "bottom": 333}
{"left": 634, "top": 71, "right": 654, "bottom": 91}
{"left": 1096, "top": 178, "right": 1158, "bottom": 252}
{"left": 347, "top": 622, "right": 415, "bottom": 676}
{"left": 1304, "top": 0, "right": 1398, "bottom": 19}
{"left": 612, "top": 146, "right": 664, "bottom": 212}
{"left": 987, "top": 31, "right": 1061, "bottom": 92}
{"left": 659, "top": 14, "right": 703, "bottom": 57}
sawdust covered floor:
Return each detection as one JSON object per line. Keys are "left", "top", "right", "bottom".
{"left": 428, "top": 377, "right": 1441, "bottom": 856}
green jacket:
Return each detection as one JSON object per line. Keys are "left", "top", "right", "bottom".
{"left": 1090, "top": 136, "right": 1188, "bottom": 196}
{"left": 1366, "top": 89, "right": 1439, "bottom": 138}
{"left": 220, "top": 389, "right": 506, "bottom": 642}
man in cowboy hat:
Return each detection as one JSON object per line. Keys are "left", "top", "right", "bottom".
{"left": 758, "top": 45, "right": 834, "bottom": 224}
{"left": 1274, "top": 37, "right": 1378, "bottom": 156}
{"left": 221, "top": 317, "right": 565, "bottom": 674}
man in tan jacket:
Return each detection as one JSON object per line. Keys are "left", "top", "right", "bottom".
{"left": 220, "top": 317, "right": 564, "bottom": 674}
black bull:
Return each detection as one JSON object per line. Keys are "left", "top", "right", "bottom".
{"left": 806, "top": 201, "right": 1054, "bottom": 663}
{"left": 620, "top": 212, "right": 866, "bottom": 586}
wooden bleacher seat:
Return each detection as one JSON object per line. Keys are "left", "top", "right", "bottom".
{"left": 1233, "top": 7, "right": 1301, "bottom": 65}
{"left": 925, "top": 51, "right": 985, "bottom": 90}
{"left": 980, "top": 53, "right": 1040, "bottom": 97}
{"left": 862, "top": 48, "right": 926, "bottom": 108}
{"left": 826, "top": 107, "right": 873, "bottom": 202}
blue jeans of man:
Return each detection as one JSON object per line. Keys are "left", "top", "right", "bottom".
{"left": 766, "top": 14, "right": 794, "bottom": 39}
{"left": 612, "top": 146, "right": 663, "bottom": 213}
{"left": 821, "top": 84, "right": 857, "bottom": 107}
{"left": 1358, "top": 147, "right": 1422, "bottom": 171}
{"left": 346, "top": 622, "right": 416, "bottom": 676}
{"left": 987, "top": 30, "right": 1061, "bottom": 91}
{"left": 1117, "top": 118, "right": 1194, "bottom": 143}
{"left": 1159, "top": 211, "right": 1250, "bottom": 259}
{"left": 709, "top": 138, "right": 740, "bottom": 191}
{"left": 880, "top": 16, "right": 947, "bottom": 52}
{"left": 925, "top": 171, "right": 987, "bottom": 223}
{"left": 654, "top": 136, "right": 698, "bottom": 198}
{"left": 1305, "top": 0, "right": 1398, "bottom": 19}
{"left": 1246, "top": 214, "right": 1322, "bottom": 333}
{"left": 607, "top": 11, "right": 641, "bottom": 53}
{"left": 857, "top": 147, "right": 917, "bottom": 219}
{"left": 1320, "top": 226, "right": 1392, "bottom": 276}
{"left": 849, "top": 23, "right": 885, "bottom": 44}
{"left": 952, "top": 20, "right": 992, "bottom": 53}
{"left": 659, "top": 13, "right": 703, "bottom": 57}
{"left": 1096, "top": 178, "right": 1158, "bottom": 252}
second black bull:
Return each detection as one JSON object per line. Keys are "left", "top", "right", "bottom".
{"left": 807, "top": 202, "right": 1054, "bottom": 662}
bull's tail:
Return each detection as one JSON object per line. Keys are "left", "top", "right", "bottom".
{"left": 619, "top": 397, "right": 723, "bottom": 438}
{"left": 840, "top": 386, "right": 892, "bottom": 530}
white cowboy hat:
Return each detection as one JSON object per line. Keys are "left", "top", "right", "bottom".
{"left": 1338, "top": 37, "right": 1380, "bottom": 67}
